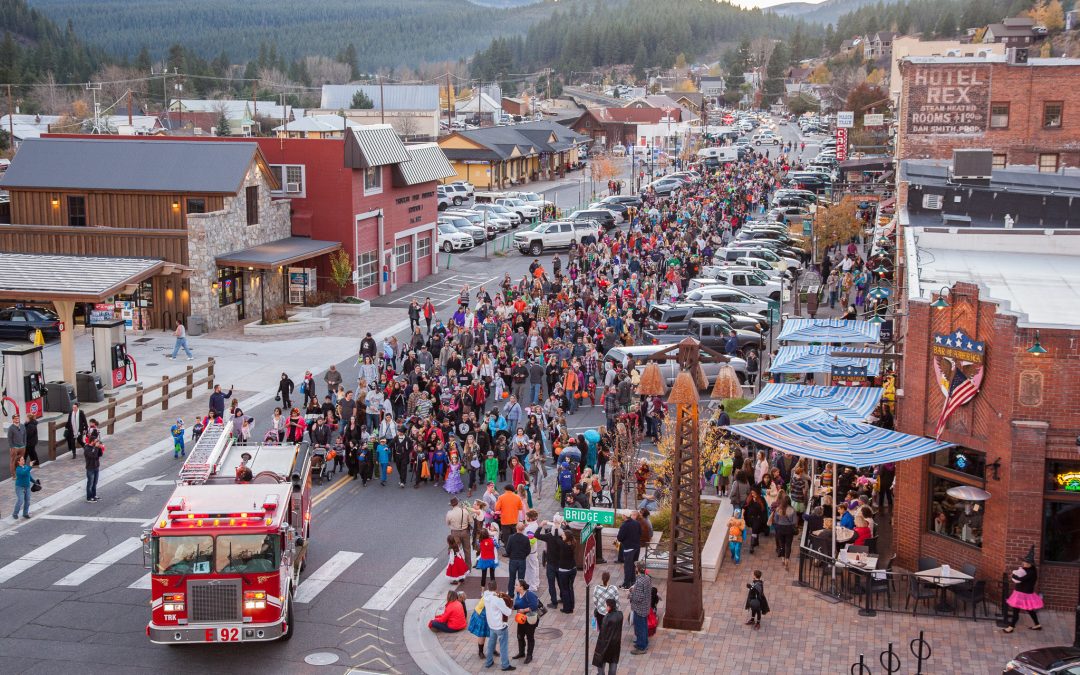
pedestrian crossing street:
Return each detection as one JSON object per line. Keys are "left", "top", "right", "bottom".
{"left": 0, "top": 533, "right": 438, "bottom": 613}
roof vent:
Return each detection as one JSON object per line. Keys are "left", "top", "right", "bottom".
{"left": 951, "top": 149, "right": 994, "bottom": 180}
{"left": 922, "top": 194, "right": 943, "bottom": 210}
{"left": 1007, "top": 47, "right": 1030, "bottom": 65}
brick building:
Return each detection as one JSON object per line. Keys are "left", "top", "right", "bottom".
{"left": 892, "top": 226, "right": 1080, "bottom": 608}
{"left": 897, "top": 55, "right": 1080, "bottom": 170}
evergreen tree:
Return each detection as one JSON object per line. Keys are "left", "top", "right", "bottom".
{"left": 342, "top": 43, "right": 359, "bottom": 81}
{"left": 216, "top": 111, "right": 230, "bottom": 136}
{"left": 934, "top": 9, "right": 958, "bottom": 37}
{"left": 135, "top": 45, "right": 151, "bottom": 73}
{"left": 763, "top": 41, "right": 788, "bottom": 105}
{"left": 350, "top": 89, "right": 374, "bottom": 109}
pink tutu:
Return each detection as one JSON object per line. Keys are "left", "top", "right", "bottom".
{"left": 1007, "top": 590, "right": 1044, "bottom": 611}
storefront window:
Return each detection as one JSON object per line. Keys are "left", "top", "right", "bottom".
{"left": 1043, "top": 460, "right": 1080, "bottom": 564}
{"left": 1046, "top": 460, "right": 1080, "bottom": 493}
{"left": 928, "top": 474, "right": 984, "bottom": 548}
{"left": 930, "top": 447, "right": 985, "bottom": 480}
{"left": 217, "top": 267, "right": 244, "bottom": 307}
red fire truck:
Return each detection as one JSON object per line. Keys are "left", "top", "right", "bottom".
{"left": 143, "top": 422, "right": 312, "bottom": 644}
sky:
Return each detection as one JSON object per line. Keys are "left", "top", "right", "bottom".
{"left": 729, "top": 0, "right": 829, "bottom": 8}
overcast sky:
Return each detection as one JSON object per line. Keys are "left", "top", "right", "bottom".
{"left": 729, "top": 0, "right": 828, "bottom": 8}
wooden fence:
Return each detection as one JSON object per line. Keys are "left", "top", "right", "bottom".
{"left": 46, "top": 358, "right": 216, "bottom": 460}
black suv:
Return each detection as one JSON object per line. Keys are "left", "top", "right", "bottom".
{"left": 644, "top": 303, "right": 766, "bottom": 333}
{"left": 570, "top": 208, "right": 616, "bottom": 230}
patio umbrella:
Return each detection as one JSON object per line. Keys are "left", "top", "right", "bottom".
{"left": 946, "top": 485, "right": 991, "bottom": 501}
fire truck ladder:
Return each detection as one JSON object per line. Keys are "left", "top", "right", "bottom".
{"left": 178, "top": 422, "right": 232, "bottom": 484}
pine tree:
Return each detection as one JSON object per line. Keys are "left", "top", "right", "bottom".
{"left": 135, "top": 46, "right": 151, "bottom": 74}
{"left": 216, "top": 111, "right": 230, "bottom": 136}
{"left": 342, "top": 43, "right": 359, "bottom": 81}
{"left": 351, "top": 89, "right": 374, "bottom": 109}
{"left": 764, "top": 42, "right": 788, "bottom": 105}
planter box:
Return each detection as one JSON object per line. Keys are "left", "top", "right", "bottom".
{"left": 242, "top": 315, "right": 330, "bottom": 336}
{"left": 701, "top": 496, "right": 733, "bottom": 582}
{"left": 289, "top": 300, "right": 371, "bottom": 319}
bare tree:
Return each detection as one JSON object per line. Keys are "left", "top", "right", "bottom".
{"left": 32, "top": 72, "right": 74, "bottom": 116}
{"left": 398, "top": 114, "right": 418, "bottom": 141}
{"left": 93, "top": 65, "right": 149, "bottom": 105}
{"left": 303, "top": 56, "right": 350, "bottom": 85}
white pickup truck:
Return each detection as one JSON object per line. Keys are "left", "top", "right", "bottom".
{"left": 514, "top": 220, "right": 600, "bottom": 255}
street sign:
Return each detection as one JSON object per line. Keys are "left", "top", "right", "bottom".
{"left": 582, "top": 534, "right": 596, "bottom": 585}
{"left": 580, "top": 522, "right": 594, "bottom": 544}
{"left": 837, "top": 111, "right": 854, "bottom": 128}
{"left": 835, "top": 128, "right": 848, "bottom": 162}
{"left": 863, "top": 113, "right": 884, "bottom": 127}
{"left": 563, "top": 507, "right": 615, "bottom": 525}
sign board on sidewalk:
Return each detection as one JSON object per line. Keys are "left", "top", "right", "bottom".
{"left": 863, "top": 113, "right": 884, "bottom": 127}
{"left": 580, "top": 522, "right": 595, "bottom": 544}
{"left": 837, "top": 111, "right": 855, "bottom": 128}
{"left": 583, "top": 534, "right": 596, "bottom": 585}
{"left": 564, "top": 507, "right": 615, "bottom": 526}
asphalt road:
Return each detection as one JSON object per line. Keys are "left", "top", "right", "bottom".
{"left": 0, "top": 122, "right": 821, "bottom": 675}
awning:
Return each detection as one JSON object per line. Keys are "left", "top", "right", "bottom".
{"left": 216, "top": 237, "right": 341, "bottom": 270}
{"left": 740, "top": 384, "right": 883, "bottom": 420}
{"left": 770, "top": 345, "right": 883, "bottom": 376}
{"left": 724, "top": 408, "right": 954, "bottom": 468}
{"left": 778, "top": 318, "right": 881, "bottom": 343}
{"left": 0, "top": 252, "right": 173, "bottom": 302}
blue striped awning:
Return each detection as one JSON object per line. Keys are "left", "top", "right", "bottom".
{"left": 724, "top": 408, "right": 954, "bottom": 468}
{"left": 741, "top": 384, "right": 883, "bottom": 420}
{"left": 778, "top": 318, "right": 881, "bottom": 343}
{"left": 770, "top": 345, "right": 883, "bottom": 376}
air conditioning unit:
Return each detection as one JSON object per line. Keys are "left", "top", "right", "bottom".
{"left": 922, "top": 194, "right": 943, "bottom": 210}
{"left": 1007, "top": 47, "right": 1029, "bottom": 65}
{"left": 951, "top": 149, "right": 994, "bottom": 180}
{"left": 286, "top": 182, "right": 301, "bottom": 193}
{"left": 946, "top": 49, "right": 961, "bottom": 57}
{"left": 977, "top": 49, "right": 992, "bottom": 58}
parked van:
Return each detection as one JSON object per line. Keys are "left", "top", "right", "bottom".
{"left": 696, "top": 146, "right": 738, "bottom": 163}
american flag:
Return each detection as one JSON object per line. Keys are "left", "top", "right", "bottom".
{"left": 935, "top": 367, "right": 979, "bottom": 440}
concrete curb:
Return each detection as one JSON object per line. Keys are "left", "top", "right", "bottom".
{"left": 0, "top": 318, "right": 412, "bottom": 537}
{"left": 402, "top": 568, "right": 471, "bottom": 675}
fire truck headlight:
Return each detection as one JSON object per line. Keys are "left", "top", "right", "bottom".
{"left": 243, "top": 590, "right": 267, "bottom": 611}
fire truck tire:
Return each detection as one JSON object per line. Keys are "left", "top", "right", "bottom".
{"left": 280, "top": 601, "right": 295, "bottom": 641}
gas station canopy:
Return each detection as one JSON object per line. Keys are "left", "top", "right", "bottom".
{"left": 0, "top": 252, "right": 172, "bottom": 302}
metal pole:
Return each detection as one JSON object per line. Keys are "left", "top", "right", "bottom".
{"left": 584, "top": 582, "right": 590, "bottom": 675}
{"left": 260, "top": 270, "right": 266, "bottom": 324}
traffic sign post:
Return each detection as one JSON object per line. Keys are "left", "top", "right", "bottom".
{"left": 580, "top": 521, "right": 595, "bottom": 544}
{"left": 564, "top": 507, "right": 615, "bottom": 526}
{"left": 583, "top": 534, "right": 596, "bottom": 675}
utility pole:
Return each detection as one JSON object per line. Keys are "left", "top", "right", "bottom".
{"left": 6, "top": 85, "right": 14, "bottom": 150}
{"left": 127, "top": 90, "right": 133, "bottom": 127}
{"left": 445, "top": 72, "right": 453, "bottom": 131}
{"left": 379, "top": 75, "right": 385, "bottom": 125}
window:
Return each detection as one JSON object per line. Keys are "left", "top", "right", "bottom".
{"left": 270, "top": 164, "right": 305, "bottom": 196}
{"left": 67, "top": 196, "right": 86, "bottom": 227}
{"left": 153, "top": 535, "right": 214, "bottom": 575}
{"left": 1043, "top": 460, "right": 1080, "bottom": 563}
{"left": 992, "top": 153, "right": 1007, "bottom": 170}
{"left": 416, "top": 236, "right": 431, "bottom": 259}
{"left": 245, "top": 185, "right": 259, "bottom": 225}
{"left": 364, "top": 166, "right": 382, "bottom": 194}
{"left": 186, "top": 198, "right": 206, "bottom": 214}
{"left": 215, "top": 534, "right": 279, "bottom": 574}
{"left": 1043, "top": 101, "right": 1063, "bottom": 128}
{"left": 1039, "top": 153, "right": 1060, "bottom": 174}
{"left": 928, "top": 447, "right": 986, "bottom": 548}
{"left": 217, "top": 266, "right": 244, "bottom": 307}
{"left": 990, "top": 103, "right": 1009, "bottom": 128}
{"left": 356, "top": 250, "right": 377, "bottom": 289}
{"left": 394, "top": 241, "right": 411, "bottom": 266}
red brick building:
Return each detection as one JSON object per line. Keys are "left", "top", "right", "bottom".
{"left": 570, "top": 107, "right": 680, "bottom": 149}
{"left": 893, "top": 226, "right": 1080, "bottom": 608}
{"left": 897, "top": 56, "right": 1080, "bottom": 170}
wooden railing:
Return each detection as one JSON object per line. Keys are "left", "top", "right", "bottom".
{"left": 46, "top": 358, "right": 216, "bottom": 460}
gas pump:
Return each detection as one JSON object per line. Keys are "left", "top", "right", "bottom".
{"left": 2, "top": 344, "right": 47, "bottom": 418}
{"left": 91, "top": 320, "right": 135, "bottom": 389}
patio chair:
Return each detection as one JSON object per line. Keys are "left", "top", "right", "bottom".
{"left": 854, "top": 553, "right": 895, "bottom": 609}
{"left": 905, "top": 574, "right": 936, "bottom": 615}
{"left": 916, "top": 556, "right": 938, "bottom": 571}
{"left": 949, "top": 578, "right": 988, "bottom": 621}
{"left": 866, "top": 535, "right": 878, "bottom": 555}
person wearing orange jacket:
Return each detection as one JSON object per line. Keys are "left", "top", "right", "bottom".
{"left": 563, "top": 364, "right": 581, "bottom": 414}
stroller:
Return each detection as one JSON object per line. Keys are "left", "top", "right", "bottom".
{"left": 311, "top": 446, "right": 331, "bottom": 484}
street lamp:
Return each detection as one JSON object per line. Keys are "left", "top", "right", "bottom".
{"left": 930, "top": 286, "right": 951, "bottom": 310}
{"left": 1027, "top": 330, "right": 1048, "bottom": 356}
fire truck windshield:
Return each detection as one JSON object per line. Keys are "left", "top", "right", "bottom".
{"left": 152, "top": 534, "right": 278, "bottom": 575}
{"left": 154, "top": 536, "right": 214, "bottom": 575}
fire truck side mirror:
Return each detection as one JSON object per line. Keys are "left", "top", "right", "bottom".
{"left": 140, "top": 531, "right": 153, "bottom": 569}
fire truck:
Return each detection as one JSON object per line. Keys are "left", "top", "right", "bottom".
{"left": 143, "top": 422, "right": 312, "bottom": 644}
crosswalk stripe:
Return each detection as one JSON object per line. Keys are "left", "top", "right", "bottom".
{"left": 0, "top": 534, "right": 85, "bottom": 584}
{"left": 362, "top": 557, "right": 437, "bottom": 612}
{"left": 293, "top": 551, "right": 363, "bottom": 604}
{"left": 129, "top": 573, "right": 151, "bottom": 589}
{"left": 54, "top": 536, "right": 143, "bottom": 586}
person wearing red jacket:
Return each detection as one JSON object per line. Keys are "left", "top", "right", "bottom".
{"left": 428, "top": 590, "right": 467, "bottom": 633}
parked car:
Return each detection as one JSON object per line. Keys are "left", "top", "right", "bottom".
{"left": 569, "top": 208, "right": 617, "bottom": 230}
{"left": 514, "top": 220, "right": 600, "bottom": 255}
{"left": 440, "top": 215, "right": 485, "bottom": 245}
{"left": 0, "top": 307, "right": 60, "bottom": 342}
{"left": 603, "top": 195, "right": 643, "bottom": 209}
{"left": 681, "top": 285, "right": 771, "bottom": 313}
{"left": 703, "top": 261, "right": 788, "bottom": 282}
{"left": 605, "top": 344, "right": 747, "bottom": 385}
{"left": 1004, "top": 646, "right": 1080, "bottom": 674}
{"left": 643, "top": 302, "right": 766, "bottom": 333}
{"left": 450, "top": 180, "right": 475, "bottom": 197}
{"left": 688, "top": 269, "right": 783, "bottom": 301}
{"left": 646, "top": 178, "right": 682, "bottom": 195}
{"left": 643, "top": 317, "right": 764, "bottom": 357}
{"left": 714, "top": 246, "right": 795, "bottom": 272}
{"left": 445, "top": 209, "right": 499, "bottom": 239}
{"left": 472, "top": 202, "right": 521, "bottom": 227}
{"left": 752, "top": 131, "right": 781, "bottom": 146}
{"left": 436, "top": 186, "right": 452, "bottom": 211}
{"left": 496, "top": 197, "right": 540, "bottom": 222}
{"left": 437, "top": 222, "right": 474, "bottom": 252}
{"left": 591, "top": 199, "right": 629, "bottom": 221}
{"left": 442, "top": 183, "right": 471, "bottom": 206}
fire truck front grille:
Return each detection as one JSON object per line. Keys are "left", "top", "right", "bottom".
{"left": 188, "top": 579, "right": 242, "bottom": 623}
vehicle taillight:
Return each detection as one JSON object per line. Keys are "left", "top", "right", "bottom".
{"left": 163, "top": 593, "right": 185, "bottom": 613}
{"left": 656, "top": 323, "right": 668, "bottom": 330}
{"left": 244, "top": 590, "right": 267, "bottom": 611}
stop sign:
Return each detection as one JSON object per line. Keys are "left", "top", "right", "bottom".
{"left": 723, "top": 114, "right": 734, "bottom": 125}
{"left": 583, "top": 534, "right": 596, "bottom": 585}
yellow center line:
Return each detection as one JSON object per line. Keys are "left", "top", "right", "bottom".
{"left": 311, "top": 476, "right": 351, "bottom": 507}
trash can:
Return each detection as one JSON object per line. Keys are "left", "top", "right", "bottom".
{"left": 187, "top": 316, "right": 207, "bottom": 337}
{"left": 76, "top": 370, "right": 105, "bottom": 403}
{"left": 45, "top": 381, "right": 77, "bottom": 414}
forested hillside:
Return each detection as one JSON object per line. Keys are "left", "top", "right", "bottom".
{"left": 0, "top": 0, "right": 106, "bottom": 84}
{"left": 830, "top": 0, "right": 1034, "bottom": 46}
{"left": 471, "top": 0, "right": 818, "bottom": 80}
{"left": 25, "top": 0, "right": 560, "bottom": 70}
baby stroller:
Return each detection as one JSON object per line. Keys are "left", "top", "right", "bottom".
{"left": 311, "top": 446, "right": 330, "bottom": 484}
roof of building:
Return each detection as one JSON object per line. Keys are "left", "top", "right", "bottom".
{"left": 0, "top": 253, "right": 167, "bottom": 301}
{"left": 591, "top": 107, "right": 671, "bottom": 124}
{"left": 902, "top": 54, "right": 1080, "bottom": 66}
{"left": 273, "top": 114, "right": 359, "bottom": 133}
{"left": 901, "top": 160, "right": 1080, "bottom": 197}
{"left": 216, "top": 237, "right": 341, "bottom": 270}
{"left": 159, "top": 111, "right": 220, "bottom": 132}
{"left": 173, "top": 99, "right": 291, "bottom": 121}
{"left": 396, "top": 143, "right": 456, "bottom": 185}
{"left": 344, "top": 124, "right": 412, "bottom": 168}
{"left": 320, "top": 84, "right": 440, "bottom": 111}
{"left": 449, "top": 121, "right": 587, "bottom": 160}
{"left": 904, "top": 227, "right": 1080, "bottom": 328}
{"left": 985, "top": 22, "right": 1038, "bottom": 38}
{"left": 868, "top": 31, "right": 900, "bottom": 42}
{"left": 454, "top": 93, "right": 501, "bottom": 114}
{"left": 0, "top": 137, "right": 261, "bottom": 193}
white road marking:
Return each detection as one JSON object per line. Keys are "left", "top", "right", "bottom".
{"left": 361, "top": 556, "right": 437, "bottom": 611}
{"left": 38, "top": 514, "right": 152, "bottom": 524}
{"left": 0, "top": 534, "right": 85, "bottom": 584}
{"left": 54, "top": 536, "right": 142, "bottom": 586}
{"left": 294, "top": 551, "right": 364, "bottom": 604}
{"left": 129, "top": 573, "right": 151, "bottom": 589}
